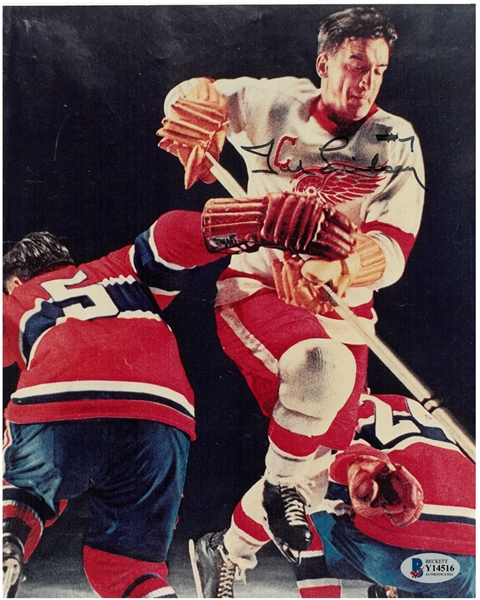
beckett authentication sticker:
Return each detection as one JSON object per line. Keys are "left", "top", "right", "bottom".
{"left": 401, "top": 553, "right": 460, "bottom": 583}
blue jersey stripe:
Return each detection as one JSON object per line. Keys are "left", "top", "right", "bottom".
{"left": 133, "top": 230, "right": 195, "bottom": 292}
{"left": 419, "top": 513, "right": 475, "bottom": 526}
{"left": 11, "top": 390, "right": 193, "bottom": 418}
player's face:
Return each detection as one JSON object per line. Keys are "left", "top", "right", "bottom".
{"left": 316, "top": 37, "right": 390, "bottom": 122}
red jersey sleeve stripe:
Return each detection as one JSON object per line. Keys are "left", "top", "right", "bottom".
{"left": 362, "top": 220, "right": 417, "bottom": 261}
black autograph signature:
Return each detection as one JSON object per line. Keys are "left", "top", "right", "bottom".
{"left": 241, "top": 134, "right": 426, "bottom": 190}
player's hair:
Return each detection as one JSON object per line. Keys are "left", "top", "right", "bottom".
{"left": 317, "top": 7, "right": 398, "bottom": 55}
{"left": 3, "top": 231, "right": 74, "bottom": 293}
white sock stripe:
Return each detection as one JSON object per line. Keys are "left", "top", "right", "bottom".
{"left": 143, "top": 585, "right": 176, "bottom": 598}
{"left": 117, "top": 310, "right": 162, "bottom": 321}
{"left": 297, "top": 578, "right": 341, "bottom": 588}
{"left": 150, "top": 287, "right": 180, "bottom": 297}
{"left": 300, "top": 550, "right": 325, "bottom": 558}
{"left": 230, "top": 521, "right": 267, "bottom": 547}
{"left": 3, "top": 421, "right": 13, "bottom": 452}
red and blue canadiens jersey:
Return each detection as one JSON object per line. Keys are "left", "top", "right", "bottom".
{"left": 328, "top": 394, "right": 475, "bottom": 556}
{"left": 3, "top": 211, "right": 219, "bottom": 440}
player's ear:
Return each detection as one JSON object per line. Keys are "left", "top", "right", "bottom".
{"left": 316, "top": 53, "right": 329, "bottom": 79}
{"left": 5, "top": 276, "right": 23, "bottom": 295}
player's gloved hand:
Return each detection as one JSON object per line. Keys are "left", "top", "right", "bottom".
{"left": 273, "top": 253, "right": 341, "bottom": 314}
{"left": 347, "top": 455, "right": 424, "bottom": 528}
{"left": 261, "top": 193, "right": 356, "bottom": 260}
{"left": 272, "top": 250, "right": 359, "bottom": 314}
{"left": 272, "top": 232, "right": 387, "bottom": 314}
{"left": 201, "top": 192, "right": 356, "bottom": 257}
{"left": 157, "top": 77, "right": 229, "bottom": 189}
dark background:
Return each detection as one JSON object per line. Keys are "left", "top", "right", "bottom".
{"left": 3, "top": 5, "right": 475, "bottom": 539}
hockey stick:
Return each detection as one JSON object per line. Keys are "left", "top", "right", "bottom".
{"left": 321, "top": 286, "right": 476, "bottom": 463}
{"left": 205, "top": 153, "right": 476, "bottom": 463}
{"left": 207, "top": 152, "right": 248, "bottom": 199}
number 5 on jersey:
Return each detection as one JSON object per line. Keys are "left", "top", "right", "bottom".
{"left": 41, "top": 271, "right": 118, "bottom": 320}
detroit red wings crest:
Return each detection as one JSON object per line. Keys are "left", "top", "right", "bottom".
{"left": 291, "top": 162, "right": 384, "bottom": 204}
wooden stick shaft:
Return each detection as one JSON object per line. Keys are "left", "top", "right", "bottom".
{"left": 206, "top": 152, "right": 248, "bottom": 199}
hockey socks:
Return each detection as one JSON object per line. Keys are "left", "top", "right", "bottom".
{"left": 83, "top": 545, "right": 176, "bottom": 598}
{"left": 2, "top": 486, "right": 51, "bottom": 563}
{"left": 295, "top": 522, "right": 341, "bottom": 598}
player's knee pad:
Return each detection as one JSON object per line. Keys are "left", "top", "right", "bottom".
{"left": 83, "top": 545, "right": 176, "bottom": 598}
{"left": 278, "top": 338, "right": 356, "bottom": 419}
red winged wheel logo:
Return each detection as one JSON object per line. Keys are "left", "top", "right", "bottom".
{"left": 291, "top": 162, "right": 384, "bottom": 205}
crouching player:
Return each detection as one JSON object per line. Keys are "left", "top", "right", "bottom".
{"left": 3, "top": 191, "right": 356, "bottom": 598}
{"left": 190, "top": 392, "right": 475, "bottom": 598}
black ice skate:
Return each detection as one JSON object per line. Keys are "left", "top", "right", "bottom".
{"left": 262, "top": 481, "right": 312, "bottom": 559}
{"left": 189, "top": 530, "right": 236, "bottom": 598}
{"left": 3, "top": 535, "right": 24, "bottom": 598}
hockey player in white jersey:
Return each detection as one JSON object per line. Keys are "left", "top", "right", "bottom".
{"left": 158, "top": 6, "right": 425, "bottom": 556}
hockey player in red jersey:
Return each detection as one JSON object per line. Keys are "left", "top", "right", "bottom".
{"left": 3, "top": 196, "right": 354, "bottom": 597}
{"left": 2, "top": 214, "right": 218, "bottom": 599}
{"left": 158, "top": 6, "right": 425, "bottom": 556}
{"left": 295, "top": 393, "right": 475, "bottom": 598}
{"left": 188, "top": 393, "right": 475, "bottom": 598}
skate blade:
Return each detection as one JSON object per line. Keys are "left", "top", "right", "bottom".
{"left": 188, "top": 539, "right": 204, "bottom": 599}
{"left": 271, "top": 538, "right": 301, "bottom": 565}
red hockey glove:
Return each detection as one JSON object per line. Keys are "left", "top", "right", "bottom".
{"left": 202, "top": 192, "right": 356, "bottom": 258}
{"left": 262, "top": 193, "right": 356, "bottom": 259}
{"left": 347, "top": 455, "right": 424, "bottom": 528}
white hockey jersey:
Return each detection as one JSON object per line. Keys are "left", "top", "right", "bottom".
{"left": 211, "top": 76, "right": 425, "bottom": 343}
